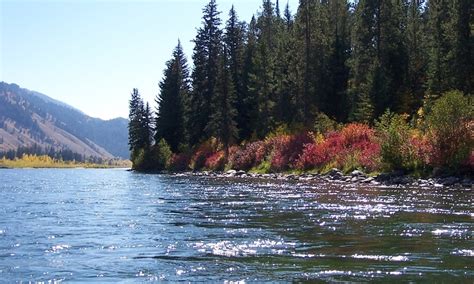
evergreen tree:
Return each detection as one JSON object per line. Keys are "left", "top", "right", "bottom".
{"left": 348, "top": 0, "right": 376, "bottom": 123}
{"left": 128, "top": 88, "right": 152, "bottom": 167}
{"left": 426, "top": 0, "right": 472, "bottom": 97}
{"left": 274, "top": 2, "right": 296, "bottom": 126}
{"left": 224, "top": 6, "right": 246, "bottom": 142}
{"left": 155, "top": 41, "right": 190, "bottom": 152}
{"left": 128, "top": 88, "right": 149, "bottom": 152}
{"left": 240, "top": 16, "right": 259, "bottom": 140}
{"left": 207, "top": 46, "right": 238, "bottom": 156}
{"left": 404, "top": 0, "right": 428, "bottom": 113}
{"left": 349, "top": 0, "right": 408, "bottom": 121}
{"left": 325, "top": 0, "right": 351, "bottom": 121}
{"left": 250, "top": 0, "right": 279, "bottom": 137}
{"left": 187, "top": 0, "right": 222, "bottom": 145}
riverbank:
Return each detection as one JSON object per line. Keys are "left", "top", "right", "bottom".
{"left": 169, "top": 169, "right": 473, "bottom": 189}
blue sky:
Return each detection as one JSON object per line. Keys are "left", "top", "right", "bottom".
{"left": 1, "top": 0, "right": 298, "bottom": 120}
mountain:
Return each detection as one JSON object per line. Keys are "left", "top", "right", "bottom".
{"left": 0, "top": 82, "right": 129, "bottom": 159}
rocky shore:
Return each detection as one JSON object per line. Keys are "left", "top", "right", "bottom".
{"left": 176, "top": 168, "right": 473, "bottom": 189}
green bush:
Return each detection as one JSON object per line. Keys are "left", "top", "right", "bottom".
{"left": 151, "top": 139, "right": 172, "bottom": 170}
{"left": 425, "top": 90, "right": 473, "bottom": 171}
{"left": 131, "top": 148, "right": 149, "bottom": 171}
{"left": 313, "top": 112, "right": 339, "bottom": 134}
{"left": 375, "top": 110, "right": 411, "bottom": 171}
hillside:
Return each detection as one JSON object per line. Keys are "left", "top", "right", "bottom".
{"left": 0, "top": 82, "right": 129, "bottom": 159}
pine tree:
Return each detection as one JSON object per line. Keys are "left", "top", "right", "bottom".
{"left": 404, "top": 0, "right": 428, "bottom": 113}
{"left": 187, "top": 0, "right": 222, "bottom": 145}
{"left": 128, "top": 88, "right": 152, "bottom": 167}
{"left": 155, "top": 41, "right": 190, "bottom": 152}
{"left": 325, "top": 0, "right": 351, "bottom": 121}
{"left": 224, "top": 6, "right": 246, "bottom": 142}
{"left": 250, "top": 0, "right": 279, "bottom": 137}
{"left": 240, "top": 16, "right": 259, "bottom": 140}
{"left": 274, "top": 2, "right": 296, "bottom": 126}
{"left": 128, "top": 88, "right": 147, "bottom": 152}
{"left": 348, "top": 0, "right": 376, "bottom": 122}
{"left": 207, "top": 46, "right": 238, "bottom": 156}
{"left": 426, "top": 0, "right": 472, "bottom": 96}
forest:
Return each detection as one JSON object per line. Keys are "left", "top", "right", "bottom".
{"left": 128, "top": 0, "right": 473, "bottom": 176}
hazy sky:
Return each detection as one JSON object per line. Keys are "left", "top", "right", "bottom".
{"left": 1, "top": 0, "right": 298, "bottom": 120}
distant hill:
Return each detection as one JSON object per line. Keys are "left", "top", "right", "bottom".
{"left": 0, "top": 82, "right": 129, "bottom": 159}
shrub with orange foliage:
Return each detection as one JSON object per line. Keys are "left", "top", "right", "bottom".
{"left": 205, "top": 151, "right": 226, "bottom": 171}
{"left": 190, "top": 142, "right": 215, "bottom": 170}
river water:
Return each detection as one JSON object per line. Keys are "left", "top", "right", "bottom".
{"left": 0, "top": 169, "right": 472, "bottom": 282}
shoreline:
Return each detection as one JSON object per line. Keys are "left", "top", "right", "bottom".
{"left": 158, "top": 169, "right": 473, "bottom": 189}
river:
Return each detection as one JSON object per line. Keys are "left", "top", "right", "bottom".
{"left": 0, "top": 169, "right": 472, "bottom": 282}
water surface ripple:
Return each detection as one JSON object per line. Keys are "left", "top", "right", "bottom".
{"left": 0, "top": 169, "right": 472, "bottom": 282}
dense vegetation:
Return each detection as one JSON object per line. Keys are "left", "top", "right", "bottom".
{"left": 0, "top": 144, "right": 103, "bottom": 164}
{"left": 129, "top": 0, "right": 472, "bottom": 176}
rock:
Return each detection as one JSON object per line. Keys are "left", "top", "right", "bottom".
{"left": 286, "top": 174, "right": 298, "bottom": 180}
{"left": 351, "top": 177, "right": 360, "bottom": 183}
{"left": 328, "top": 168, "right": 343, "bottom": 179}
{"left": 236, "top": 170, "right": 246, "bottom": 176}
{"left": 375, "top": 173, "right": 391, "bottom": 182}
{"left": 461, "top": 178, "right": 473, "bottom": 187}
{"left": 440, "top": 177, "right": 459, "bottom": 186}
{"left": 351, "top": 170, "right": 366, "bottom": 177}
{"left": 391, "top": 176, "right": 412, "bottom": 185}
{"left": 362, "top": 177, "right": 374, "bottom": 183}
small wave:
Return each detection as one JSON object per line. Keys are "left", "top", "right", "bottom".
{"left": 351, "top": 254, "right": 409, "bottom": 262}
{"left": 451, "top": 249, "right": 474, "bottom": 257}
{"left": 46, "top": 244, "right": 71, "bottom": 253}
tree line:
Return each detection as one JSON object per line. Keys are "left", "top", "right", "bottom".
{"left": 0, "top": 144, "right": 105, "bottom": 163}
{"left": 128, "top": 0, "right": 472, "bottom": 171}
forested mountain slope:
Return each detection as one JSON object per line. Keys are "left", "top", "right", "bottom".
{"left": 0, "top": 82, "right": 129, "bottom": 159}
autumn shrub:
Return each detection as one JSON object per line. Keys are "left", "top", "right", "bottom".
{"left": 296, "top": 140, "right": 332, "bottom": 170}
{"left": 296, "top": 124, "right": 381, "bottom": 172}
{"left": 425, "top": 91, "right": 473, "bottom": 171}
{"left": 269, "top": 132, "right": 312, "bottom": 171}
{"left": 190, "top": 141, "right": 215, "bottom": 170}
{"left": 205, "top": 151, "right": 226, "bottom": 171}
{"left": 404, "top": 131, "right": 432, "bottom": 172}
{"left": 167, "top": 153, "right": 191, "bottom": 172}
{"left": 228, "top": 141, "right": 268, "bottom": 171}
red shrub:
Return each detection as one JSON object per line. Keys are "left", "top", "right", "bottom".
{"left": 407, "top": 134, "right": 432, "bottom": 168}
{"left": 357, "top": 140, "right": 381, "bottom": 171}
{"left": 269, "top": 133, "right": 313, "bottom": 171}
{"left": 168, "top": 153, "right": 191, "bottom": 172}
{"left": 228, "top": 141, "right": 268, "bottom": 171}
{"left": 296, "top": 142, "right": 331, "bottom": 170}
{"left": 205, "top": 151, "right": 226, "bottom": 171}
{"left": 191, "top": 142, "right": 214, "bottom": 170}
{"left": 296, "top": 124, "right": 381, "bottom": 171}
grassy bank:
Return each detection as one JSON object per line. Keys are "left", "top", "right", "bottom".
{"left": 0, "top": 155, "right": 132, "bottom": 169}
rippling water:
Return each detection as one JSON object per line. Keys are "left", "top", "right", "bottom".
{"left": 0, "top": 169, "right": 472, "bottom": 282}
